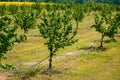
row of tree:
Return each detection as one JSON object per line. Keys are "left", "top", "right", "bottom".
{"left": 0, "top": 3, "right": 120, "bottom": 70}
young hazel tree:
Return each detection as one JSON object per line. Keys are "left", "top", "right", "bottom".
{"left": 14, "top": 9, "right": 36, "bottom": 41}
{"left": 14, "top": 9, "right": 36, "bottom": 33}
{"left": 0, "top": 16, "right": 18, "bottom": 69}
{"left": 106, "top": 12, "right": 120, "bottom": 40}
{"left": 38, "top": 10, "right": 78, "bottom": 69}
{"left": 92, "top": 12, "right": 120, "bottom": 48}
{"left": 92, "top": 14, "right": 105, "bottom": 48}
{"left": 73, "top": 5, "right": 84, "bottom": 29}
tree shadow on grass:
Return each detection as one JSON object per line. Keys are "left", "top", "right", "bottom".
{"left": 104, "top": 39, "right": 117, "bottom": 43}
{"left": 96, "top": 47, "right": 107, "bottom": 52}
{"left": 40, "top": 68, "right": 62, "bottom": 76}
{"left": 17, "top": 67, "right": 62, "bottom": 80}
{"left": 15, "top": 67, "right": 42, "bottom": 80}
{"left": 78, "top": 46, "right": 107, "bottom": 52}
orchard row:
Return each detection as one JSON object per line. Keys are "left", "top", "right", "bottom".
{"left": 0, "top": 3, "right": 120, "bottom": 69}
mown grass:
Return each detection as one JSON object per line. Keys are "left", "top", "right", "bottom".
{"left": 0, "top": 13, "right": 120, "bottom": 80}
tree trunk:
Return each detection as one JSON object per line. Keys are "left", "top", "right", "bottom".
{"left": 49, "top": 50, "right": 53, "bottom": 69}
{"left": 100, "top": 34, "right": 104, "bottom": 48}
{"left": 76, "top": 21, "right": 79, "bottom": 29}
{"left": 87, "top": 10, "right": 90, "bottom": 16}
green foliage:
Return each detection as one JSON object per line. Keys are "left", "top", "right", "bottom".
{"left": 115, "top": 12, "right": 120, "bottom": 28}
{"left": 106, "top": 14, "right": 120, "bottom": 38}
{"left": 0, "top": 16, "right": 18, "bottom": 69}
{"left": 73, "top": 5, "right": 84, "bottom": 21}
{"left": 91, "top": 14, "right": 107, "bottom": 47}
{"left": 15, "top": 34, "right": 27, "bottom": 42}
{"left": 31, "top": 3, "right": 43, "bottom": 18}
{"left": 7, "top": 4, "right": 19, "bottom": 15}
{"left": 0, "top": 4, "right": 7, "bottom": 16}
{"left": 45, "top": 4, "right": 51, "bottom": 11}
{"left": 39, "top": 10, "right": 78, "bottom": 51}
{"left": 14, "top": 9, "right": 36, "bottom": 33}
{"left": 100, "top": 5, "right": 112, "bottom": 16}
{"left": 0, "top": 15, "right": 30, "bottom": 69}
{"left": 31, "top": 2, "right": 43, "bottom": 11}
{"left": 19, "top": 4, "right": 30, "bottom": 11}
{"left": 92, "top": 15, "right": 107, "bottom": 35}
{"left": 0, "top": 16, "right": 18, "bottom": 60}
{"left": 0, "top": 63, "right": 16, "bottom": 70}
{"left": 84, "top": 3, "right": 94, "bottom": 15}
{"left": 38, "top": 10, "right": 78, "bottom": 68}
{"left": 92, "top": 12, "right": 120, "bottom": 47}
{"left": 73, "top": 4, "right": 84, "bottom": 28}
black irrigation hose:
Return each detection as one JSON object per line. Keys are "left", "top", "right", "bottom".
{"left": 0, "top": 55, "right": 50, "bottom": 73}
{"left": 0, "top": 52, "right": 77, "bottom": 73}
{"left": 16, "top": 55, "right": 49, "bottom": 71}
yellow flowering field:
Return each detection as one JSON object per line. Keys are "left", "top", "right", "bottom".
{"left": 0, "top": 2, "right": 46, "bottom": 5}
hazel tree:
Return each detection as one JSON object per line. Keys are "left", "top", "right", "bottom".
{"left": 0, "top": 16, "right": 17, "bottom": 69}
{"left": 14, "top": 9, "right": 36, "bottom": 33}
{"left": 38, "top": 10, "right": 78, "bottom": 69}
{"left": 14, "top": 9, "right": 36, "bottom": 41}
{"left": 92, "top": 12, "right": 120, "bottom": 48}
{"left": 92, "top": 14, "right": 105, "bottom": 48}
{"left": 106, "top": 12, "right": 120, "bottom": 40}
{"left": 73, "top": 5, "right": 84, "bottom": 29}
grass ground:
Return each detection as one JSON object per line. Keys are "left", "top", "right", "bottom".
{"left": 0, "top": 13, "right": 120, "bottom": 80}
